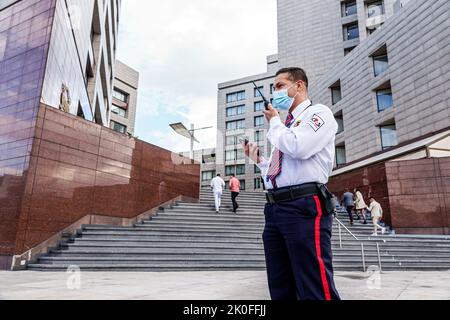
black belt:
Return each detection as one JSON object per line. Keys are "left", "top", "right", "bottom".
{"left": 265, "top": 183, "right": 321, "bottom": 205}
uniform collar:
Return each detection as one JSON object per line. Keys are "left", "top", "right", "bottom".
{"left": 290, "top": 99, "right": 312, "bottom": 119}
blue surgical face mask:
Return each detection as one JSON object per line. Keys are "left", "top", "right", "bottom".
{"left": 272, "top": 83, "right": 299, "bottom": 111}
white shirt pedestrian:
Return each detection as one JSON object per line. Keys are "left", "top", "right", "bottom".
{"left": 210, "top": 175, "right": 225, "bottom": 213}
{"left": 368, "top": 199, "right": 386, "bottom": 236}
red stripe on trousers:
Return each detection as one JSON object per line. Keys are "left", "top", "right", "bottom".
{"left": 313, "top": 195, "right": 332, "bottom": 301}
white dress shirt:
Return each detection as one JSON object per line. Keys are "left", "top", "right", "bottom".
{"left": 257, "top": 99, "right": 338, "bottom": 190}
{"left": 210, "top": 176, "right": 225, "bottom": 193}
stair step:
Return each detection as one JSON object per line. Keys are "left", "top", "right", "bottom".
{"left": 26, "top": 190, "right": 450, "bottom": 272}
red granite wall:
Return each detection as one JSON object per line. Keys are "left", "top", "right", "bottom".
{"left": 328, "top": 162, "right": 392, "bottom": 225}
{"left": 329, "top": 157, "right": 450, "bottom": 235}
{"left": 386, "top": 158, "right": 450, "bottom": 235}
{"left": 0, "top": 0, "right": 56, "bottom": 269}
{"left": 1, "top": 104, "right": 200, "bottom": 261}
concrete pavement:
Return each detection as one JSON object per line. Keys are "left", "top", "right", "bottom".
{"left": 1, "top": 271, "right": 449, "bottom": 300}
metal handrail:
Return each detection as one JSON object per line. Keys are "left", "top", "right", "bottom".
{"left": 334, "top": 216, "right": 360, "bottom": 241}
{"left": 334, "top": 215, "right": 382, "bottom": 273}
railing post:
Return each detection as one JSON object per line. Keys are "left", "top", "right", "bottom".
{"left": 338, "top": 223, "right": 342, "bottom": 249}
{"left": 376, "top": 243, "right": 382, "bottom": 272}
{"left": 361, "top": 243, "right": 366, "bottom": 272}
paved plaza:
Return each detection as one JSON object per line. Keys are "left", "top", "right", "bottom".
{"left": 1, "top": 271, "right": 449, "bottom": 300}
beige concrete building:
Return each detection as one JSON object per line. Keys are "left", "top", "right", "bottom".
{"left": 110, "top": 60, "right": 139, "bottom": 135}
{"left": 181, "top": 148, "right": 217, "bottom": 189}
{"left": 215, "top": 0, "right": 449, "bottom": 193}
{"left": 312, "top": 0, "right": 450, "bottom": 167}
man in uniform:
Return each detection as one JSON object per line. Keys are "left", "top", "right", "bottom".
{"left": 243, "top": 67, "right": 340, "bottom": 300}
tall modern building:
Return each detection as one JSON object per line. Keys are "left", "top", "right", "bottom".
{"left": 39, "top": 0, "right": 121, "bottom": 125}
{"left": 0, "top": 0, "right": 200, "bottom": 270}
{"left": 216, "top": 0, "right": 449, "bottom": 234}
{"left": 110, "top": 60, "right": 139, "bottom": 135}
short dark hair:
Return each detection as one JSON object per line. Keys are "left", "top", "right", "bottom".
{"left": 217, "top": 174, "right": 221, "bottom": 177}
{"left": 230, "top": 174, "right": 235, "bottom": 177}
{"left": 276, "top": 67, "right": 309, "bottom": 89}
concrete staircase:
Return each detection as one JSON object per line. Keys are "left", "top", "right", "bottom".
{"left": 27, "top": 190, "right": 450, "bottom": 271}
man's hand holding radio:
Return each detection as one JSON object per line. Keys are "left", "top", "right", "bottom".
{"left": 242, "top": 140, "right": 262, "bottom": 165}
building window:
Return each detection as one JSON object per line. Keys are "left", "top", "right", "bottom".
{"left": 254, "top": 101, "right": 264, "bottom": 112}
{"left": 113, "top": 89, "right": 128, "bottom": 103}
{"left": 226, "top": 105, "right": 245, "bottom": 117}
{"left": 225, "top": 165, "right": 246, "bottom": 176}
{"left": 225, "top": 150, "right": 244, "bottom": 161}
{"left": 226, "top": 91, "right": 246, "bottom": 103}
{"left": 225, "top": 150, "right": 236, "bottom": 161}
{"left": 237, "top": 149, "right": 244, "bottom": 160}
{"left": 367, "top": 0, "right": 384, "bottom": 18}
{"left": 254, "top": 86, "right": 264, "bottom": 98}
{"left": 344, "top": 23, "right": 359, "bottom": 41}
{"left": 111, "top": 121, "right": 127, "bottom": 134}
{"left": 380, "top": 124, "right": 398, "bottom": 150}
{"left": 335, "top": 146, "right": 347, "bottom": 166}
{"left": 226, "top": 119, "right": 246, "bottom": 131}
{"left": 254, "top": 165, "right": 261, "bottom": 174}
{"left": 344, "top": 46, "right": 356, "bottom": 56}
{"left": 343, "top": 1, "right": 357, "bottom": 16}
{"left": 226, "top": 136, "right": 237, "bottom": 146}
{"left": 330, "top": 81, "right": 342, "bottom": 105}
{"left": 255, "top": 130, "right": 264, "bottom": 142}
{"left": 254, "top": 178, "right": 262, "bottom": 190}
{"left": 373, "top": 54, "right": 389, "bottom": 77}
{"left": 335, "top": 112, "right": 344, "bottom": 134}
{"left": 254, "top": 116, "right": 264, "bottom": 127}
{"left": 111, "top": 105, "right": 127, "bottom": 118}
{"left": 270, "top": 84, "right": 274, "bottom": 94}
{"left": 367, "top": 27, "right": 378, "bottom": 35}
{"left": 202, "top": 153, "right": 216, "bottom": 164}
{"left": 239, "top": 180, "right": 246, "bottom": 191}
{"left": 225, "top": 166, "right": 235, "bottom": 176}
{"left": 202, "top": 170, "right": 216, "bottom": 181}
{"left": 236, "top": 165, "right": 246, "bottom": 175}
{"left": 377, "top": 88, "right": 393, "bottom": 112}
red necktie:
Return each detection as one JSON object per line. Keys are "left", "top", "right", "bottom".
{"left": 266, "top": 113, "right": 295, "bottom": 189}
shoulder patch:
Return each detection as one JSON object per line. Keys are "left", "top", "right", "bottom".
{"left": 308, "top": 114, "right": 325, "bottom": 132}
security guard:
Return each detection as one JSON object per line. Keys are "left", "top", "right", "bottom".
{"left": 243, "top": 67, "right": 341, "bottom": 300}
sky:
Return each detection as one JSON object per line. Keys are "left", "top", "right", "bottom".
{"left": 116, "top": 0, "right": 278, "bottom": 153}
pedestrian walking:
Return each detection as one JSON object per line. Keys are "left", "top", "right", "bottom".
{"left": 368, "top": 197, "right": 386, "bottom": 236}
{"left": 210, "top": 174, "right": 225, "bottom": 214}
{"left": 354, "top": 189, "right": 368, "bottom": 224}
{"left": 229, "top": 174, "right": 241, "bottom": 214}
{"left": 341, "top": 189, "right": 355, "bottom": 225}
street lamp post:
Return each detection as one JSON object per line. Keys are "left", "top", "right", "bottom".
{"left": 169, "top": 122, "right": 213, "bottom": 160}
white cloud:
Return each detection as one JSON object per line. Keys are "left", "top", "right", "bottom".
{"left": 117, "top": 0, "right": 278, "bottom": 152}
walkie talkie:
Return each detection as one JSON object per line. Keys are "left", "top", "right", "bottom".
{"left": 252, "top": 81, "right": 270, "bottom": 111}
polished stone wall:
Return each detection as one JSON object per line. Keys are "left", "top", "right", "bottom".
{"left": 0, "top": 104, "right": 200, "bottom": 267}
{"left": 328, "top": 162, "right": 392, "bottom": 226}
{"left": 329, "top": 157, "right": 450, "bottom": 235}
{"left": 386, "top": 158, "right": 450, "bottom": 235}
{"left": 0, "top": 0, "right": 57, "bottom": 270}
